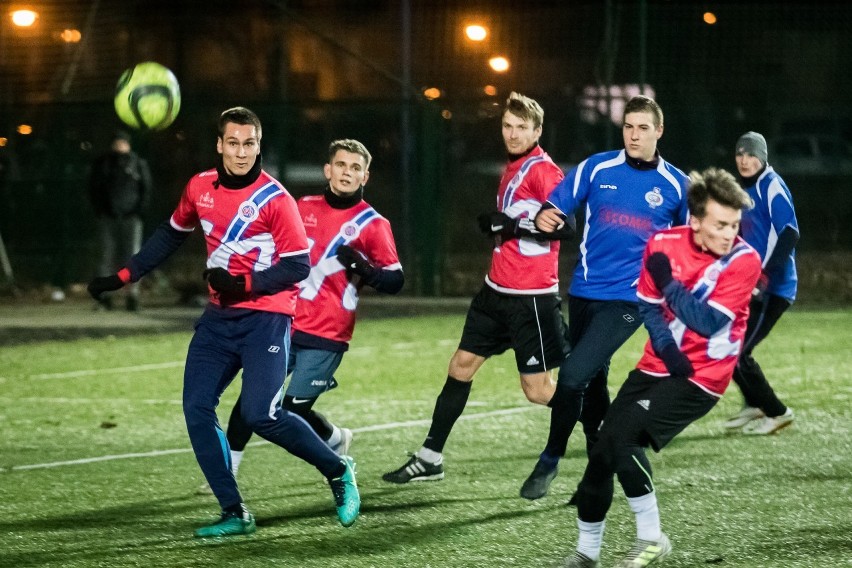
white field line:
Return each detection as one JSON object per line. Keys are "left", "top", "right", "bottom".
{"left": 2, "top": 406, "right": 539, "bottom": 472}
{"left": 25, "top": 339, "right": 457, "bottom": 380}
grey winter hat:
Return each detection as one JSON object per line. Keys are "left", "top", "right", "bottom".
{"left": 735, "top": 131, "right": 768, "bottom": 164}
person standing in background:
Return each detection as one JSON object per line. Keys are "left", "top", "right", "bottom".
{"left": 88, "top": 130, "right": 152, "bottom": 311}
{"left": 723, "top": 131, "right": 798, "bottom": 435}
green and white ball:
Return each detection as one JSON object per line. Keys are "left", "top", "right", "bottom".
{"left": 114, "top": 61, "right": 181, "bottom": 130}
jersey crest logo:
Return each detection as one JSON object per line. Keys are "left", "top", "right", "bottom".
{"left": 704, "top": 266, "right": 721, "bottom": 282}
{"left": 197, "top": 192, "right": 215, "bottom": 209}
{"left": 303, "top": 213, "right": 318, "bottom": 227}
{"left": 341, "top": 221, "right": 362, "bottom": 239}
{"left": 645, "top": 187, "right": 663, "bottom": 209}
{"left": 238, "top": 201, "right": 260, "bottom": 223}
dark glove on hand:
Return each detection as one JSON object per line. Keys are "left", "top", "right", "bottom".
{"left": 336, "top": 245, "right": 377, "bottom": 279}
{"left": 87, "top": 274, "right": 124, "bottom": 301}
{"left": 477, "top": 212, "right": 514, "bottom": 236}
{"left": 752, "top": 271, "right": 769, "bottom": 300}
{"left": 659, "top": 343, "right": 694, "bottom": 378}
{"left": 203, "top": 268, "right": 247, "bottom": 301}
{"left": 646, "top": 252, "right": 674, "bottom": 291}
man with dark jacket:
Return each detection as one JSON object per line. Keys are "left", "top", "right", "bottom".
{"left": 88, "top": 130, "right": 152, "bottom": 311}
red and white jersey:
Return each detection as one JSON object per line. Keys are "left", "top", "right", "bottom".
{"left": 170, "top": 168, "right": 308, "bottom": 315}
{"left": 486, "top": 145, "right": 564, "bottom": 295}
{"left": 295, "top": 195, "right": 400, "bottom": 344}
{"left": 636, "top": 226, "right": 761, "bottom": 396}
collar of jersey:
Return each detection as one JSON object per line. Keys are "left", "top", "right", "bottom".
{"left": 324, "top": 184, "right": 364, "bottom": 209}
{"left": 215, "top": 153, "right": 263, "bottom": 189}
{"left": 625, "top": 150, "right": 660, "bottom": 171}
{"left": 737, "top": 163, "right": 767, "bottom": 188}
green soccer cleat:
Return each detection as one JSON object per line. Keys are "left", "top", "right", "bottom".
{"left": 329, "top": 456, "right": 360, "bottom": 527}
{"left": 194, "top": 509, "right": 256, "bottom": 538}
{"left": 615, "top": 533, "right": 671, "bottom": 567}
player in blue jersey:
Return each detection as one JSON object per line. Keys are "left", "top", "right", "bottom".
{"left": 722, "top": 132, "right": 798, "bottom": 435}
{"left": 520, "top": 96, "right": 689, "bottom": 500}
{"left": 87, "top": 107, "right": 360, "bottom": 537}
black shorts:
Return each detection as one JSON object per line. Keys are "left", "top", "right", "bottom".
{"left": 458, "top": 284, "right": 570, "bottom": 374}
{"left": 600, "top": 369, "right": 718, "bottom": 452}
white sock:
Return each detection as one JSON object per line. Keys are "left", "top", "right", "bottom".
{"left": 417, "top": 447, "right": 443, "bottom": 465}
{"left": 230, "top": 450, "right": 244, "bottom": 477}
{"left": 326, "top": 425, "right": 342, "bottom": 448}
{"left": 576, "top": 519, "right": 605, "bottom": 561}
{"left": 627, "top": 492, "right": 661, "bottom": 541}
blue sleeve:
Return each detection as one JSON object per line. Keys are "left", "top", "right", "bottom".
{"left": 660, "top": 280, "right": 730, "bottom": 337}
{"left": 127, "top": 221, "right": 191, "bottom": 281}
{"left": 638, "top": 299, "right": 677, "bottom": 353}
{"left": 546, "top": 161, "right": 587, "bottom": 215}
{"left": 764, "top": 225, "right": 799, "bottom": 274}
{"left": 676, "top": 186, "right": 690, "bottom": 225}
{"left": 251, "top": 253, "right": 311, "bottom": 296}
{"left": 365, "top": 267, "right": 404, "bottom": 294}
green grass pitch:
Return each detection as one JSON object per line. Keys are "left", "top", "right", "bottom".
{"left": 0, "top": 310, "right": 849, "bottom": 567}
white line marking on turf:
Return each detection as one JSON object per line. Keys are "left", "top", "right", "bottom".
{"left": 31, "top": 361, "right": 185, "bottom": 380}
{"left": 1, "top": 406, "right": 540, "bottom": 472}
{"left": 25, "top": 340, "right": 457, "bottom": 380}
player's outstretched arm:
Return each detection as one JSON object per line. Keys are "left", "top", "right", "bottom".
{"left": 88, "top": 221, "right": 190, "bottom": 301}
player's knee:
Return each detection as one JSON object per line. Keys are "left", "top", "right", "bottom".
{"left": 521, "top": 376, "right": 555, "bottom": 405}
{"left": 448, "top": 350, "right": 482, "bottom": 380}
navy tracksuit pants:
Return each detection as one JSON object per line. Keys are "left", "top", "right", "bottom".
{"left": 183, "top": 305, "right": 343, "bottom": 510}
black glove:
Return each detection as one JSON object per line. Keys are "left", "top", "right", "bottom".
{"left": 87, "top": 274, "right": 125, "bottom": 301}
{"left": 203, "top": 268, "right": 247, "bottom": 302}
{"left": 658, "top": 343, "right": 694, "bottom": 378}
{"left": 646, "top": 252, "right": 674, "bottom": 291}
{"left": 752, "top": 271, "right": 769, "bottom": 300}
{"left": 477, "top": 212, "right": 514, "bottom": 237}
{"left": 336, "top": 245, "right": 377, "bottom": 279}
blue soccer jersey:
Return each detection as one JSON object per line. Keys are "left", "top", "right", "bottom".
{"left": 739, "top": 166, "right": 798, "bottom": 301}
{"left": 547, "top": 149, "right": 689, "bottom": 302}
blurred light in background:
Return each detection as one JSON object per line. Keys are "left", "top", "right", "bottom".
{"left": 11, "top": 9, "right": 38, "bottom": 27}
{"left": 483, "top": 85, "right": 497, "bottom": 96}
{"left": 0, "top": 137, "right": 8, "bottom": 147}
{"left": 441, "top": 109, "right": 452, "bottom": 120}
{"left": 423, "top": 87, "right": 441, "bottom": 100}
{"left": 59, "top": 29, "right": 82, "bottom": 43}
{"left": 703, "top": 12, "right": 717, "bottom": 25}
{"left": 17, "top": 124, "right": 33, "bottom": 135}
{"left": 465, "top": 24, "right": 487, "bottom": 42}
{"left": 488, "top": 56, "right": 509, "bottom": 72}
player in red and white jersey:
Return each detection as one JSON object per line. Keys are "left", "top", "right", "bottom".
{"left": 557, "top": 168, "right": 760, "bottom": 568}
{"left": 635, "top": 226, "right": 758, "bottom": 396}
{"left": 383, "top": 92, "right": 575, "bottom": 484}
{"left": 219, "top": 139, "right": 403, "bottom": 473}
{"left": 87, "top": 108, "right": 360, "bottom": 537}
{"left": 485, "top": 141, "right": 565, "bottom": 294}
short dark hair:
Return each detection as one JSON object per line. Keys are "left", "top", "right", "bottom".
{"left": 218, "top": 106, "right": 262, "bottom": 138}
{"left": 504, "top": 92, "right": 544, "bottom": 129}
{"left": 687, "top": 167, "right": 754, "bottom": 218}
{"left": 623, "top": 95, "right": 664, "bottom": 128}
{"left": 328, "top": 139, "right": 372, "bottom": 169}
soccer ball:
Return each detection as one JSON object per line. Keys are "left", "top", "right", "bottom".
{"left": 114, "top": 61, "right": 181, "bottom": 130}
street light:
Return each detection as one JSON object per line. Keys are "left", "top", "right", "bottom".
{"left": 10, "top": 9, "right": 38, "bottom": 27}
{"left": 465, "top": 24, "right": 487, "bottom": 42}
{"left": 489, "top": 56, "right": 509, "bottom": 73}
